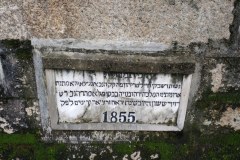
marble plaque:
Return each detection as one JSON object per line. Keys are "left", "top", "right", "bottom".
{"left": 45, "top": 69, "right": 192, "bottom": 131}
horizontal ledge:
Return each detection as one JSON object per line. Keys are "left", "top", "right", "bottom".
{"left": 42, "top": 57, "right": 195, "bottom": 74}
{"left": 32, "top": 38, "right": 170, "bottom": 52}
{"left": 51, "top": 123, "right": 181, "bottom": 131}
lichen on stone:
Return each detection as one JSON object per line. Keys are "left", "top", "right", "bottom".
{"left": 0, "top": 117, "right": 14, "bottom": 134}
{"left": 216, "top": 107, "right": 240, "bottom": 131}
{"left": 210, "top": 63, "right": 225, "bottom": 93}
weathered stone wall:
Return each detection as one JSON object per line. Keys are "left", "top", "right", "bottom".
{"left": 0, "top": 40, "right": 39, "bottom": 134}
{"left": 0, "top": 0, "right": 240, "bottom": 159}
{"left": 0, "top": 0, "right": 234, "bottom": 46}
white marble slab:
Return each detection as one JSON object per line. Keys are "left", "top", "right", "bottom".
{"left": 45, "top": 69, "right": 192, "bottom": 131}
{"left": 54, "top": 70, "right": 182, "bottom": 125}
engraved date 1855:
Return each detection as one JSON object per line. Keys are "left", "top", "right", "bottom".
{"left": 102, "top": 111, "right": 136, "bottom": 123}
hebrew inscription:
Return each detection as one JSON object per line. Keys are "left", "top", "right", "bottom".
{"left": 54, "top": 70, "right": 183, "bottom": 125}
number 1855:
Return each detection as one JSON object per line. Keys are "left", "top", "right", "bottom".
{"left": 102, "top": 111, "right": 136, "bottom": 123}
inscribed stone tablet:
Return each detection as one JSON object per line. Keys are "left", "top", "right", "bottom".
{"left": 54, "top": 70, "right": 182, "bottom": 125}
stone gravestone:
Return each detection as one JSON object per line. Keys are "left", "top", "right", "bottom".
{"left": 34, "top": 47, "right": 194, "bottom": 132}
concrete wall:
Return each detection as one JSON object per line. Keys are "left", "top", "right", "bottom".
{"left": 1, "top": 0, "right": 240, "bottom": 159}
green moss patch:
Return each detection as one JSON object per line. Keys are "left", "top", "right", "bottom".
{"left": 207, "top": 92, "right": 240, "bottom": 104}
{"left": 16, "top": 48, "right": 32, "bottom": 60}
{"left": 1, "top": 40, "right": 23, "bottom": 48}
{"left": 192, "top": 132, "right": 240, "bottom": 160}
{"left": 112, "top": 143, "right": 135, "bottom": 155}
{"left": 196, "top": 89, "right": 240, "bottom": 110}
{"left": 1, "top": 40, "right": 32, "bottom": 60}
{"left": 0, "top": 132, "right": 240, "bottom": 159}
{"left": 0, "top": 133, "right": 36, "bottom": 144}
{"left": 140, "top": 142, "right": 174, "bottom": 160}
{"left": 0, "top": 133, "right": 67, "bottom": 160}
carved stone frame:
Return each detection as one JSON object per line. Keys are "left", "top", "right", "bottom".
{"left": 34, "top": 49, "right": 194, "bottom": 131}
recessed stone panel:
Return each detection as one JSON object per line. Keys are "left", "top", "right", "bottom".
{"left": 34, "top": 48, "right": 194, "bottom": 131}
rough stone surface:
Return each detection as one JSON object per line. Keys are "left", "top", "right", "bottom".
{"left": 221, "top": 58, "right": 240, "bottom": 89}
{"left": 0, "top": 40, "right": 39, "bottom": 133}
{"left": 0, "top": 99, "right": 27, "bottom": 133}
{"left": 0, "top": 0, "right": 27, "bottom": 39}
{"left": 230, "top": 0, "right": 240, "bottom": 50}
{"left": 210, "top": 63, "right": 225, "bottom": 93}
{"left": 216, "top": 107, "right": 240, "bottom": 131}
{"left": 0, "top": 0, "right": 240, "bottom": 159}
{"left": 0, "top": 0, "right": 235, "bottom": 46}
{"left": 0, "top": 40, "right": 36, "bottom": 98}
